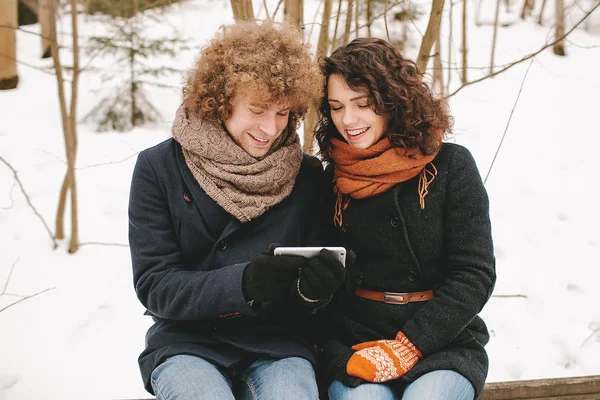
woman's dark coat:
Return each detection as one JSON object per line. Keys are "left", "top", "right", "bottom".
{"left": 322, "top": 143, "right": 496, "bottom": 398}
{"left": 129, "top": 138, "right": 332, "bottom": 394}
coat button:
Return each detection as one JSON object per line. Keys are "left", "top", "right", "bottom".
{"left": 183, "top": 193, "right": 193, "bottom": 203}
{"left": 355, "top": 275, "right": 365, "bottom": 286}
{"left": 407, "top": 271, "right": 418, "bottom": 282}
{"left": 390, "top": 217, "right": 400, "bottom": 227}
{"left": 217, "top": 240, "right": 227, "bottom": 251}
{"left": 341, "top": 222, "right": 349, "bottom": 232}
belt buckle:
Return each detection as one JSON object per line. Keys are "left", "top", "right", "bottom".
{"left": 383, "top": 292, "right": 409, "bottom": 304}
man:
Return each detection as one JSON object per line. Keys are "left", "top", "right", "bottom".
{"left": 128, "top": 20, "right": 345, "bottom": 399}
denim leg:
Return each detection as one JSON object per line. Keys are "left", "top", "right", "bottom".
{"left": 150, "top": 354, "right": 235, "bottom": 400}
{"left": 401, "top": 370, "right": 475, "bottom": 400}
{"left": 238, "top": 357, "right": 319, "bottom": 400}
{"left": 328, "top": 380, "right": 398, "bottom": 400}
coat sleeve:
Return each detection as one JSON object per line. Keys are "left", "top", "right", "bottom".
{"left": 128, "top": 151, "right": 256, "bottom": 321}
{"left": 400, "top": 146, "right": 496, "bottom": 355}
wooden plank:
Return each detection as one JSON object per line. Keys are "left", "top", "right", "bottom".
{"left": 480, "top": 375, "right": 600, "bottom": 400}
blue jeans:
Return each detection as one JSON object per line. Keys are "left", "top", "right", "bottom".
{"left": 328, "top": 370, "right": 475, "bottom": 400}
{"left": 150, "top": 354, "right": 319, "bottom": 400}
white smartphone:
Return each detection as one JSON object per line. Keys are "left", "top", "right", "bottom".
{"left": 273, "top": 246, "right": 347, "bottom": 267}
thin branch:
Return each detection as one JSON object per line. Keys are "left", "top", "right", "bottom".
{"left": 262, "top": 0, "right": 271, "bottom": 19}
{"left": 0, "top": 287, "right": 56, "bottom": 313}
{"left": 1, "top": 259, "right": 19, "bottom": 295}
{"left": 581, "top": 327, "right": 600, "bottom": 348}
{"left": 491, "top": 294, "right": 528, "bottom": 298}
{"left": 76, "top": 152, "right": 139, "bottom": 170}
{"left": 0, "top": 156, "right": 58, "bottom": 248}
{"left": 273, "top": 0, "right": 285, "bottom": 18}
{"left": 383, "top": 0, "right": 391, "bottom": 41}
{"left": 484, "top": 59, "right": 533, "bottom": 185}
{"left": 0, "top": 53, "right": 57, "bottom": 76}
{"left": 0, "top": 24, "right": 59, "bottom": 45}
{"left": 79, "top": 241, "right": 129, "bottom": 248}
{"left": 447, "top": 1, "right": 600, "bottom": 98}
{"left": 1, "top": 180, "right": 17, "bottom": 210}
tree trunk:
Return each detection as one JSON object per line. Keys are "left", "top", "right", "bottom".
{"left": 416, "top": 0, "right": 445, "bottom": 74}
{"left": 230, "top": 0, "right": 255, "bottom": 21}
{"left": 434, "top": 35, "right": 444, "bottom": 95}
{"left": 520, "top": 0, "right": 533, "bottom": 19}
{"left": 553, "top": 0, "right": 565, "bottom": 55}
{"left": 366, "top": 0, "right": 372, "bottom": 36}
{"left": 446, "top": 0, "right": 453, "bottom": 93}
{"left": 343, "top": 0, "right": 354, "bottom": 45}
{"left": 51, "top": 0, "right": 80, "bottom": 253}
{"left": 461, "top": 0, "right": 468, "bottom": 84}
{"left": 303, "top": 0, "right": 333, "bottom": 154}
{"left": 0, "top": 0, "right": 19, "bottom": 90}
{"left": 354, "top": 0, "right": 359, "bottom": 38}
{"left": 490, "top": 0, "right": 501, "bottom": 74}
{"left": 330, "top": 0, "right": 343, "bottom": 53}
{"left": 284, "top": 0, "right": 303, "bottom": 30}
{"left": 538, "top": 0, "right": 547, "bottom": 24}
{"left": 39, "top": 0, "right": 53, "bottom": 58}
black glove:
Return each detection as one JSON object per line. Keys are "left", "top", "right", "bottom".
{"left": 298, "top": 248, "right": 346, "bottom": 301}
{"left": 242, "top": 248, "right": 307, "bottom": 303}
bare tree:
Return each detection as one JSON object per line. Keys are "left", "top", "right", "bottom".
{"left": 343, "top": 0, "right": 354, "bottom": 45}
{"left": 0, "top": 0, "right": 19, "bottom": 90}
{"left": 330, "top": 0, "right": 343, "bottom": 53}
{"left": 304, "top": 0, "right": 333, "bottom": 153}
{"left": 462, "top": 0, "right": 468, "bottom": 83}
{"left": 433, "top": 34, "right": 444, "bottom": 95}
{"left": 490, "top": 0, "right": 501, "bottom": 73}
{"left": 50, "top": 0, "right": 81, "bottom": 253}
{"left": 553, "top": 0, "right": 565, "bottom": 55}
{"left": 447, "top": 0, "right": 453, "bottom": 93}
{"left": 520, "top": 0, "right": 534, "bottom": 19}
{"left": 366, "top": 0, "right": 373, "bottom": 36}
{"left": 416, "top": 0, "right": 445, "bottom": 73}
{"left": 284, "top": 0, "right": 303, "bottom": 29}
{"left": 231, "top": 0, "right": 255, "bottom": 21}
{"left": 39, "top": 0, "right": 53, "bottom": 58}
{"left": 538, "top": 0, "right": 548, "bottom": 24}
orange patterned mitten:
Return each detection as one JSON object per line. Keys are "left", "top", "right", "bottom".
{"left": 346, "top": 331, "right": 422, "bottom": 382}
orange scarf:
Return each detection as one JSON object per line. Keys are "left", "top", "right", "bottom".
{"left": 331, "top": 137, "right": 439, "bottom": 226}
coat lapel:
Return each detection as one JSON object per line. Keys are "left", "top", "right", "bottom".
{"left": 174, "top": 142, "right": 240, "bottom": 240}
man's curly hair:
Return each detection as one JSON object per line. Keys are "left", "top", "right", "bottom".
{"left": 315, "top": 37, "right": 453, "bottom": 162}
{"left": 182, "top": 20, "right": 323, "bottom": 133}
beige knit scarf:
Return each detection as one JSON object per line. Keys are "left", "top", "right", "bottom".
{"left": 171, "top": 105, "right": 303, "bottom": 222}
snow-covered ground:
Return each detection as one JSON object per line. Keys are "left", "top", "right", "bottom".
{"left": 1, "top": 0, "right": 599, "bottom": 398}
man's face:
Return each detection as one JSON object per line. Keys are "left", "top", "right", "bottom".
{"left": 224, "top": 97, "right": 291, "bottom": 158}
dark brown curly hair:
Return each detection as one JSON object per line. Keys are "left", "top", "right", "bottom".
{"left": 182, "top": 20, "right": 323, "bottom": 138}
{"left": 315, "top": 37, "right": 453, "bottom": 162}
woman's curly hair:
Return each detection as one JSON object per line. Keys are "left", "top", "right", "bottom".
{"left": 182, "top": 20, "right": 323, "bottom": 135}
{"left": 315, "top": 37, "right": 453, "bottom": 162}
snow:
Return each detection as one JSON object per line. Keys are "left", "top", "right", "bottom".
{"left": 1, "top": 0, "right": 599, "bottom": 398}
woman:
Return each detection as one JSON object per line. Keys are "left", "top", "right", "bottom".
{"left": 129, "top": 21, "right": 345, "bottom": 399}
{"left": 315, "top": 37, "right": 496, "bottom": 400}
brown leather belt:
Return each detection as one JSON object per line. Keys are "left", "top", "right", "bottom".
{"left": 355, "top": 287, "right": 434, "bottom": 305}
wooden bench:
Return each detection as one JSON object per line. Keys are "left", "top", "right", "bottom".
{"left": 124, "top": 374, "right": 600, "bottom": 399}
{"left": 480, "top": 375, "right": 600, "bottom": 400}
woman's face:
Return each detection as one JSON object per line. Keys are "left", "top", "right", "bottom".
{"left": 327, "top": 74, "right": 386, "bottom": 149}
{"left": 224, "top": 96, "right": 290, "bottom": 158}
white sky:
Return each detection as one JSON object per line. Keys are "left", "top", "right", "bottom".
{"left": 1, "top": 0, "right": 599, "bottom": 398}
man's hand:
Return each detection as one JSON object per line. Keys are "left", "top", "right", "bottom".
{"left": 242, "top": 248, "right": 306, "bottom": 303}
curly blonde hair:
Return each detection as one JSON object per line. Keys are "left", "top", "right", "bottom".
{"left": 183, "top": 20, "right": 323, "bottom": 128}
